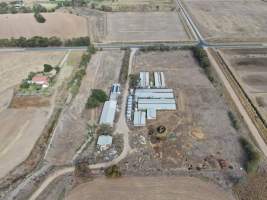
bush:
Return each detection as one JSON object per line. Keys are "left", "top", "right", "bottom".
{"left": 129, "top": 74, "right": 140, "bottom": 88}
{"left": 20, "top": 79, "right": 30, "bottom": 89}
{"left": 86, "top": 89, "right": 108, "bottom": 109}
{"left": 239, "top": 137, "right": 261, "bottom": 174}
{"left": 64, "top": 37, "right": 90, "bottom": 46}
{"left": 44, "top": 64, "right": 53, "bottom": 72}
{"left": 34, "top": 12, "right": 46, "bottom": 23}
{"left": 228, "top": 111, "right": 239, "bottom": 130}
{"left": 48, "top": 36, "right": 62, "bottom": 46}
{"left": 119, "top": 48, "right": 130, "bottom": 84}
{"left": 104, "top": 165, "right": 121, "bottom": 178}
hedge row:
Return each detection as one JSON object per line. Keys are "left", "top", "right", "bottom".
{"left": 0, "top": 36, "right": 90, "bottom": 47}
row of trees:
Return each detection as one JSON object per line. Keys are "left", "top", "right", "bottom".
{"left": 0, "top": 36, "right": 90, "bottom": 47}
{"left": 0, "top": 3, "right": 55, "bottom": 14}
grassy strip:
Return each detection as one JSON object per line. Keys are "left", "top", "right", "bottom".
{"left": 239, "top": 137, "right": 261, "bottom": 174}
{"left": 191, "top": 47, "right": 214, "bottom": 83}
{"left": 68, "top": 45, "right": 96, "bottom": 97}
{"left": 119, "top": 48, "right": 131, "bottom": 84}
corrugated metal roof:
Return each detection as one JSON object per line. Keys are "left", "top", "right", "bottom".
{"left": 160, "top": 72, "right": 166, "bottom": 88}
{"left": 97, "top": 135, "right": 112, "bottom": 146}
{"left": 139, "top": 72, "right": 149, "bottom": 88}
{"left": 135, "top": 88, "right": 173, "bottom": 93}
{"left": 133, "top": 111, "right": 146, "bottom": 126}
{"left": 138, "top": 103, "right": 176, "bottom": 110}
{"left": 135, "top": 92, "right": 174, "bottom": 99}
{"left": 147, "top": 108, "right": 156, "bottom": 119}
{"left": 99, "top": 100, "right": 117, "bottom": 126}
{"left": 138, "top": 98, "right": 176, "bottom": 104}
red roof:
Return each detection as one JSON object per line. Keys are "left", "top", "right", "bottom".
{"left": 32, "top": 76, "right": 49, "bottom": 84}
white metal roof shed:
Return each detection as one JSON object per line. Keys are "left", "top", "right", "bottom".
{"left": 147, "top": 108, "right": 157, "bottom": 119}
{"left": 133, "top": 111, "right": 146, "bottom": 126}
{"left": 99, "top": 100, "right": 117, "bottom": 126}
{"left": 97, "top": 135, "right": 113, "bottom": 146}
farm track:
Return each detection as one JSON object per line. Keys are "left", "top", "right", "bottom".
{"left": 210, "top": 49, "right": 267, "bottom": 146}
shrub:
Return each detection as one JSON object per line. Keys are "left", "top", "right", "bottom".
{"left": 86, "top": 89, "right": 108, "bottom": 109}
{"left": 20, "top": 79, "right": 30, "bottom": 89}
{"left": 192, "top": 47, "right": 214, "bottom": 83}
{"left": 228, "top": 111, "right": 239, "bottom": 130}
{"left": 104, "top": 165, "right": 121, "bottom": 178}
{"left": 64, "top": 37, "right": 90, "bottom": 47}
{"left": 34, "top": 12, "right": 46, "bottom": 23}
{"left": 239, "top": 137, "right": 261, "bottom": 174}
{"left": 91, "top": 89, "right": 108, "bottom": 103}
{"left": 129, "top": 74, "right": 140, "bottom": 88}
{"left": 44, "top": 64, "right": 53, "bottom": 72}
{"left": 119, "top": 48, "right": 130, "bottom": 84}
{"left": 48, "top": 36, "right": 62, "bottom": 46}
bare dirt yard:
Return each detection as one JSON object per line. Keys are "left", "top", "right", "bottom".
{"left": 220, "top": 48, "right": 267, "bottom": 124}
{"left": 182, "top": 0, "right": 267, "bottom": 42}
{"left": 0, "top": 12, "right": 88, "bottom": 39}
{"left": 65, "top": 177, "right": 235, "bottom": 200}
{"left": 101, "top": 12, "right": 190, "bottom": 43}
{"left": 44, "top": 50, "right": 124, "bottom": 166}
{"left": 119, "top": 50, "right": 250, "bottom": 188}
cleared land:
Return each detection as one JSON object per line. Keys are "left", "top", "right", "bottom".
{"left": 0, "top": 12, "right": 88, "bottom": 39}
{"left": 220, "top": 48, "right": 267, "bottom": 124}
{"left": 66, "top": 177, "right": 234, "bottom": 200}
{"left": 102, "top": 12, "right": 189, "bottom": 43}
{"left": 182, "top": 0, "right": 267, "bottom": 42}
{"left": 44, "top": 50, "right": 124, "bottom": 165}
{"left": 119, "top": 50, "right": 249, "bottom": 188}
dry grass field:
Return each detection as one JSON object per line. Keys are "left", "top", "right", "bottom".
{"left": 0, "top": 12, "right": 88, "bottom": 39}
{"left": 102, "top": 12, "right": 190, "bottom": 43}
{"left": 220, "top": 48, "right": 267, "bottom": 123}
{"left": 66, "top": 177, "right": 235, "bottom": 200}
{"left": 0, "top": 51, "right": 67, "bottom": 179}
{"left": 182, "top": 0, "right": 267, "bottom": 42}
{"left": 0, "top": 107, "right": 49, "bottom": 179}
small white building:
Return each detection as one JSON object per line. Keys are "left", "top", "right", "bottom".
{"left": 110, "top": 83, "right": 121, "bottom": 100}
{"left": 97, "top": 135, "right": 113, "bottom": 151}
{"left": 99, "top": 100, "right": 117, "bottom": 127}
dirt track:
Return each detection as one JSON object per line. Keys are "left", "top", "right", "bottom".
{"left": 66, "top": 177, "right": 235, "bottom": 200}
{"left": 0, "top": 12, "right": 88, "bottom": 39}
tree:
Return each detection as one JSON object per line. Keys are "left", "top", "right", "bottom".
{"left": 20, "top": 79, "right": 30, "bottom": 89}
{"left": 34, "top": 12, "right": 46, "bottom": 23}
{"left": 44, "top": 64, "right": 53, "bottom": 72}
{"left": 104, "top": 165, "right": 122, "bottom": 178}
{"left": 91, "top": 89, "right": 108, "bottom": 103}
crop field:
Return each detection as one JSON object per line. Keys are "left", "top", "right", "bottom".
{"left": 182, "top": 0, "right": 267, "bottom": 42}
{"left": 220, "top": 48, "right": 267, "bottom": 124}
{"left": 66, "top": 177, "right": 234, "bottom": 200}
{"left": 118, "top": 50, "right": 249, "bottom": 187}
{"left": 101, "top": 12, "right": 190, "bottom": 43}
{"left": 45, "top": 50, "right": 124, "bottom": 166}
{"left": 0, "top": 12, "right": 88, "bottom": 39}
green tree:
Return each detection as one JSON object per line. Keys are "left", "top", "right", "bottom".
{"left": 44, "top": 64, "right": 53, "bottom": 72}
{"left": 105, "top": 165, "right": 122, "bottom": 178}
